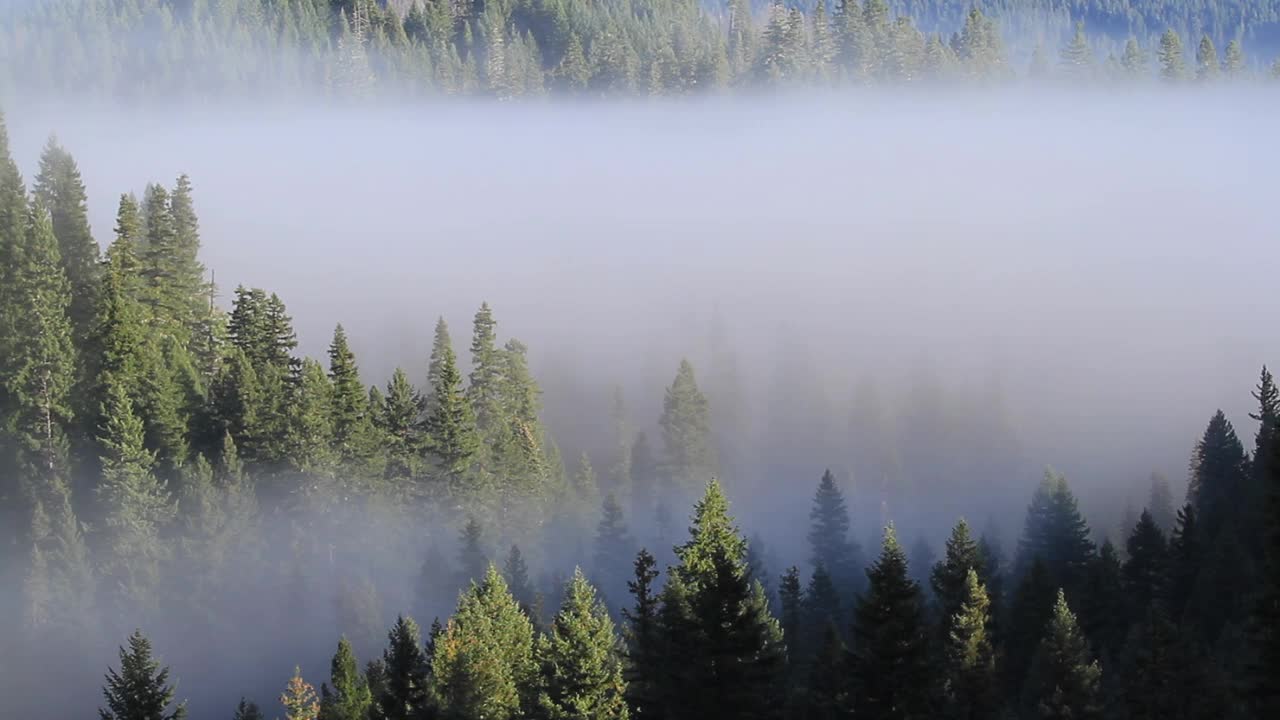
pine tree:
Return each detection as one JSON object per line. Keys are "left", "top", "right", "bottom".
{"left": 1006, "top": 558, "right": 1055, "bottom": 697}
{"left": 233, "top": 698, "right": 264, "bottom": 720}
{"left": 503, "top": 544, "right": 536, "bottom": 616}
{"left": 942, "top": 570, "right": 998, "bottom": 720}
{"left": 592, "top": 493, "right": 633, "bottom": 607}
{"left": 1059, "top": 21, "right": 1092, "bottom": 78}
{"left": 1123, "top": 510, "right": 1167, "bottom": 620}
{"left": 1121, "top": 38, "right": 1147, "bottom": 78}
{"left": 98, "top": 631, "right": 187, "bottom": 720}
{"left": 1189, "top": 410, "right": 1248, "bottom": 540}
{"left": 1165, "top": 503, "right": 1200, "bottom": 620}
{"left": 1147, "top": 472, "right": 1176, "bottom": 533}
{"left": 1017, "top": 470, "right": 1094, "bottom": 594}
{"left": 932, "top": 518, "right": 986, "bottom": 639}
{"left": 1248, "top": 400, "right": 1280, "bottom": 716}
{"left": 808, "top": 468, "right": 861, "bottom": 595}
{"left": 1078, "top": 540, "right": 1125, "bottom": 660}
{"left": 1025, "top": 590, "right": 1102, "bottom": 720}
{"left": 319, "top": 637, "right": 373, "bottom": 720}
{"left": 379, "top": 367, "right": 425, "bottom": 481}
{"left": 1223, "top": 40, "right": 1245, "bottom": 76}
{"left": 622, "top": 549, "right": 661, "bottom": 719}
{"left": 452, "top": 516, "right": 486, "bottom": 589}
{"left": 629, "top": 432, "right": 658, "bottom": 515}
{"left": 466, "top": 302, "right": 503, "bottom": 442}
{"left": 658, "top": 360, "right": 715, "bottom": 493}
{"left": 288, "top": 358, "right": 336, "bottom": 475}
{"left": 536, "top": 569, "right": 629, "bottom": 719}
{"left": 33, "top": 138, "right": 99, "bottom": 348}
{"left": 281, "top": 668, "right": 320, "bottom": 720}
{"left": 1195, "top": 35, "right": 1219, "bottom": 80}
{"left": 1159, "top": 29, "right": 1186, "bottom": 81}
{"left": 328, "top": 324, "right": 372, "bottom": 466}
{"left": 670, "top": 480, "right": 786, "bottom": 719}
{"left": 778, "top": 566, "right": 804, "bottom": 665}
{"left": 849, "top": 525, "right": 934, "bottom": 719}
{"left": 424, "top": 318, "right": 479, "bottom": 482}
{"left": 431, "top": 564, "right": 536, "bottom": 720}
{"left": 801, "top": 564, "right": 842, "bottom": 665}
{"left": 376, "top": 616, "right": 432, "bottom": 720}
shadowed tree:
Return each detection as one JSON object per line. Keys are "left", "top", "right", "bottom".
{"left": 98, "top": 631, "right": 187, "bottom": 720}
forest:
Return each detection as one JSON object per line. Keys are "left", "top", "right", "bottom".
{"left": 1, "top": 0, "right": 1279, "bottom": 100}
{"left": 0, "top": 92, "right": 1279, "bottom": 720}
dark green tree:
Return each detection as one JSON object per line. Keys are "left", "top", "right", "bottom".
{"left": 942, "top": 570, "right": 998, "bottom": 720}
{"left": 327, "top": 324, "right": 373, "bottom": 466}
{"left": 848, "top": 525, "right": 934, "bottom": 720}
{"left": 1016, "top": 470, "right": 1094, "bottom": 594}
{"left": 379, "top": 367, "right": 425, "bottom": 481}
{"left": 1159, "top": 29, "right": 1186, "bottom": 81}
{"left": 232, "top": 699, "right": 263, "bottom": 720}
{"left": 1006, "top": 558, "right": 1055, "bottom": 697}
{"left": 33, "top": 138, "right": 99, "bottom": 347}
{"left": 424, "top": 318, "right": 479, "bottom": 482}
{"left": 1123, "top": 510, "right": 1167, "bottom": 620}
{"left": 659, "top": 360, "right": 715, "bottom": 493}
{"left": 1188, "top": 410, "right": 1248, "bottom": 540}
{"left": 1165, "top": 503, "right": 1200, "bottom": 621}
{"left": 376, "top": 615, "right": 432, "bottom": 720}
{"left": 98, "top": 631, "right": 187, "bottom": 720}
{"left": 1024, "top": 590, "right": 1102, "bottom": 720}
{"left": 592, "top": 492, "right": 633, "bottom": 608}
{"left": 503, "top": 544, "right": 536, "bottom": 617}
{"left": 457, "top": 517, "right": 488, "bottom": 588}
{"left": 622, "top": 548, "right": 661, "bottom": 719}
{"left": 931, "top": 518, "right": 985, "bottom": 639}
{"left": 808, "top": 468, "right": 861, "bottom": 595}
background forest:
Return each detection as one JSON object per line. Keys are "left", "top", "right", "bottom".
{"left": 1, "top": 0, "right": 1280, "bottom": 100}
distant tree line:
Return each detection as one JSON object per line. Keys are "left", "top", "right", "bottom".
{"left": 1, "top": 0, "right": 1278, "bottom": 101}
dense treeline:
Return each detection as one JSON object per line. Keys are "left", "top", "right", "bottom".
{"left": 1, "top": 105, "right": 1279, "bottom": 719}
{"left": 1, "top": 0, "right": 1279, "bottom": 101}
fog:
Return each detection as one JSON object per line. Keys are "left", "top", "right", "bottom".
{"left": 5, "top": 90, "right": 1280, "bottom": 717}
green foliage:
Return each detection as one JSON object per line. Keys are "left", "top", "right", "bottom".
{"left": 849, "top": 525, "right": 934, "bottom": 719}
{"left": 536, "top": 569, "right": 629, "bottom": 720}
{"left": 808, "top": 468, "right": 861, "bottom": 595}
{"left": 1017, "top": 469, "right": 1094, "bottom": 594}
{"left": 424, "top": 317, "right": 479, "bottom": 483}
{"left": 431, "top": 565, "right": 537, "bottom": 720}
{"left": 375, "top": 616, "right": 433, "bottom": 720}
{"left": 319, "top": 637, "right": 373, "bottom": 720}
{"left": 1025, "top": 590, "right": 1102, "bottom": 720}
{"left": 328, "top": 324, "right": 374, "bottom": 466}
{"left": 659, "top": 360, "right": 715, "bottom": 493}
{"left": 942, "top": 570, "right": 998, "bottom": 720}
{"left": 99, "top": 630, "right": 187, "bottom": 720}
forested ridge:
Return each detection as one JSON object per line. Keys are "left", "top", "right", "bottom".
{"left": 1, "top": 104, "right": 1279, "bottom": 720}
{"left": 1, "top": 0, "right": 1279, "bottom": 100}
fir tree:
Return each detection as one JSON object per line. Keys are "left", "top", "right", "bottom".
{"left": 457, "top": 517, "right": 488, "bottom": 588}
{"left": 622, "top": 549, "right": 661, "bottom": 719}
{"left": 592, "top": 493, "right": 633, "bottom": 607}
{"left": 778, "top": 566, "right": 804, "bottom": 665}
{"left": 1223, "top": 40, "right": 1245, "bottom": 77}
{"left": 33, "top": 138, "right": 99, "bottom": 348}
{"left": 380, "top": 367, "right": 426, "bottom": 481}
{"left": 319, "top": 637, "right": 373, "bottom": 720}
{"left": 328, "top": 324, "right": 373, "bottom": 466}
{"left": 376, "top": 615, "right": 432, "bottom": 720}
{"left": 424, "top": 318, "right": 479, "bottom": 482}
{"left": 503, "top": 544, "right": 536, "bottom": 616}
{"left": 849, "top": 525, "right": 934, "bottom": 720}
{"left": 942, "top": 570, "right": 998, "bottom": 720}
{"left": 1006, "top": 558, "right": 1055, "bottom": 697}
{"left": 431, "top": 564, "right": 537, "bottom": 720}
{"left": 1059, "top": 21, "right": 1092, "bottom": 78}
{"left": 1121, "top": 38, "right": 1147, "bottom": 78}
{"left": 658, "top": 360, "right": 715, "bottom": 493}
{"left": 1017, "top": 470, "right": 1094, "bottom": 594}
{"left": 1025, "top": 590, "right": 1102, "bottom": 720}
{"left": 1248, "top": 401, "right": 1280, "bottom": 715}
{"left": 1147, "top": 472, "right": 1176, "bottom": 533}
{"left": 281, "top": 668, "right": 320, "bottom": 720}
{"left": 536, "top": 569, "right": 629, "bottom": 720}
{"left": 1123, "top": 510, "right": 1167, "bottom": 620}
{"left": 1165, "top": 503, "right": 1199, "bottom": 621}
{"left": 99, "top": 631, "right": 187, "bottom": 720}
{"left": 932, "top": 518, "right": 986, "bottom": 637}
{"left": 1195, "top": 35, "right": 1219, "bottom": 80}
{"left": 466, "top": 302, "right": 503, "bottom": 443}
{"left": 233, "top": 699, "right": 264, "bottom": 720}
{"left": 1159, "top": 29, "right": 1186, "bottom": 81}
{"left": 808, "top": 468, "right": 861, "bottom": 595}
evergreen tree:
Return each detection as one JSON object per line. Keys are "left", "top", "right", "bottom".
{"left": 1248, "top": 399, "right": 1280, "bottom": 716}
{"left": 658, "top": 360, "right": 715, "bottom": 493}
{"left": 281, "top": 668, "right": 320, "bottom": 720}
{"left": 592, "top": 493, "right": 633, "bottom": 607}
{"left": 1121, "top": 38, "right": 1147, "bottom": 78}
{"left": 33, "top": 138, "right": 99, "bottom": 347}
{"left": 849, "top": 525, "right": 934, "bottom": 720}
{"left": 622, "top": 549, "right": 661, "bottom": 719}
{"left": 288, "top": 358, "right": 336, "bottom": 475}
{"left": 424, "top": 318, "right": 479, "bottom": 482}
{"left": 1078, "top": 540, "right": 1125, "bottom": 660}
{"left": 1059, "top": 21, "right": 1092, "bottom": 78}
{"left": 1195, "top": 35, "right": 1219, "bottom": 80}
{"left": 1006, "top": 558, "right": 1055, "bottom": 697}
{"left": 466, "top": 302, "right": 503, "bottom": 444}
{"left": 1223, "top": 40, "right": 1245, "bottom": 76}
{"left": 1024, "top": 590, "right": 1102, "bottom": 720}
{"left": 1147, "top": 472, "right": 1176, "bottom": 533}
{"left": 808, "top": 468, "right": 861, "bottom": 595}
{"left": 503, "top": 544, "right": 536, "bottom": 616}
{"left": 669, "top": 480, "right": 786, "bottom": 719}
{"left": 1189, "top": 410, "right": 1248, "bottom": 540}
{"left": 942, "top": 570, "right": 998, "bottom": 720}
{"left": 431, "top": 564, "right": 536, "bottom": 720}
{"left": 319, "top": 637, "right": 373, "bottom": 720}
{"left": 233, "top": 699, "right": 264, "bottom": 720}
{"left": 1123, "top": 510, "right": 1167, "bottom": 620}
{"left": 1017, "top": 470, "right": 1094, "bottom": 594}
{"left": 536, "top": 569, "right": 629, "bottom": 720}
{"left": 376, "top": 615, "right": 432, "bottom": 720}
{"left": 931, "top": 518, "right": 985, "bottom": 638}
{"left": 803, "top": 620, "right": 847, "bottom": 720}
{"left": 379, "top": 367, "right": 426, "bottom": 481}
{"left": 457, "top": 517, "right": 488, "bottom": 588}
{"left": 1159, "top": 29, "right": 1186, "bottom": 81}
{"left": 778, "top": 566, "right": 804, "bottom": 665}
{"left": 327, "top": 324, "right": 373, "bottom": 466}
{"left": 1165, "top": 503, "right": 1200, "bottom": 621}
{"left": 98, "top": 631, "right": 187, "bottom": 720}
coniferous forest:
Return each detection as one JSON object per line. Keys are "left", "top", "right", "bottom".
{"left": 2, "top": 2, "right": 1280, "bottom": 720}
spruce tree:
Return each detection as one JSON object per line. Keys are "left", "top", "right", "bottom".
{"left": 1016, "top": 470, "right": 1094, "bottom": 594}
{"left": 1189, "top": 410, "right": 1248, "bottom": 540}
{"left": 1248, "top": 408, "right": 1280, "bottom": 715}
{"left": 848, "top": 525, "right": 934, "bottom": 720}
{"left": 808, "top": 468, "right": 861, "bottom": 595}
{"left": 33, "top": 138, "right": 99, "bottom": 347}
{"left": 233, "top": 699, "right": 264, "bottom": 720}
{"left": 1059, "top": 21, "right": 1092, "bottom": 78}
{"left": 457, "top": 517, "right": 487, "bottom": 588}
{"left": 376, "top": 616, "right": 432, "bottom": 720}
{"left": 1195, "top": 35, "right": 1219, "bottom": 80}
{"left": 1147, "top": 472, "right": 1176, "bottom": 533}
{"left": 288, "top": 358, "right": 336, "bottom": 475}
{"left": 1165, "top": 503, "right": 1199, "bottom": 621}
{"left": 319, "top": 637, "right": 373, "bottom": 720}
{"left": 778, "top": 566, "right": 804, "bottom": 665}
{"left": 431, "top": 564, "right": 536, "bottom": 720}
{"left": 1223, "top": 40, "right": 1245, "bottom": 76}
{"left": 621, "top": 549, "right": 661, "bottom": 719}
{"left": 931, "top": 518, "right": 985, "bottom": 639}
{"left": 1078, "top": 540, "right": 1125, "bottom": 660}
{"left": 503, "top": 544, "right": 536, "bottom": 616}
{"left": 1025, "top": 590, "right": 1102, "bottom": 720}
{"left": 535, "top": 569, "right": 629, "bottom": 720}
{"left": 1159, "top": 29, "right": 1186, "bottom": 81}
{"left": 380, "top": 367, "right": 425, "bottom": 481}
{"left": 424, "top": 318, "right": 479, "bottom": 482}
{"left": 1006, "top": 558, "right": 1055, "bottom": 697}
{"left": 1123, "top": 510, "right": 1167, "bottom": 620}
{"left": 658, "top": 360, "right": 715, "bottom": 493}
{"left": 281, "top": 668, "right": 320, "bottom": 720}
{"left": 98, "top": 631, "right": 187, "bottom": 720}
{"left": 592, "top": 493, "right": 633, "bottom": 607}
{"left": 328, "top": 324, "right": 373, "bottom": 466}
{"left": 942, "top": 570, "right": 998, "bottom": 720}
{"left": 466, "top": 302, "right": 503, "bottom": 443}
